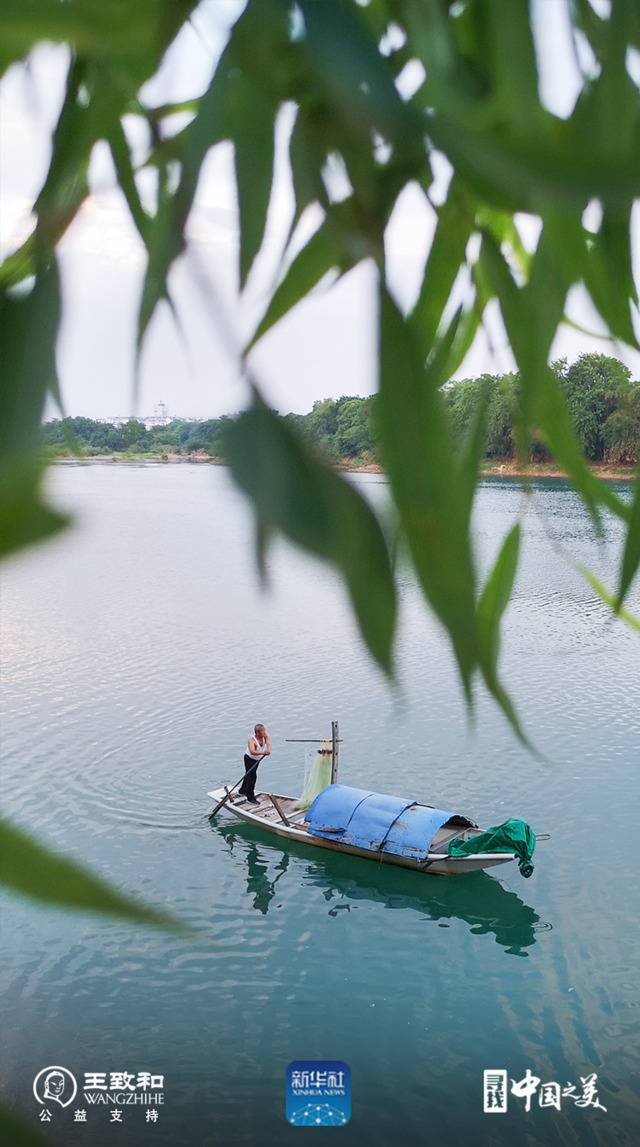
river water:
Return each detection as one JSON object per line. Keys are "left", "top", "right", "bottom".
{"left": 1, "top": 464, "right": 639, "bottom": 1146}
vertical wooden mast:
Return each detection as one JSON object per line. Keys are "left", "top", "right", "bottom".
{"left": 331, "top": 720, "right": 339, "bottom": 784}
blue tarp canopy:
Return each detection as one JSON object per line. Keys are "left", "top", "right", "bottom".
{"left": 305, "top": 784, "right": 472, "bottom": 861}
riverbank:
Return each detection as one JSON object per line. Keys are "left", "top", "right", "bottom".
{"left": 337, "top": 459, "right": 637, "bottom": 481}
{"left": 54, "top": 450, "right": 221, "bottom": 465}
{"left": 53, "top": 453, "right": 637, "bottom": 481}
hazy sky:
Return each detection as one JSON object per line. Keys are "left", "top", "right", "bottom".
{"left": 1, "top": 0, "right": 638, "bottom": 420}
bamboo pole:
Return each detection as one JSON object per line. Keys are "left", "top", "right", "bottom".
{"left": 331, "top": 720, "right": 339, "bottom": 784}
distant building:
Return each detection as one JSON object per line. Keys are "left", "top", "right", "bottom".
{"left": 95, "top": 402, "right": 174, "bottom": 429}
{"left": 143, "top": 401, "right": 171, "bottom": 430}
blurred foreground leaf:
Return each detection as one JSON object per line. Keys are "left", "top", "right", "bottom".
{"left": 227, "top": 70, "right": 276, "bottom": 289}
{"left": 0, "top": 459, "right": 69, "bottom": 560}
{"left": 378, "top": 289, "right": 527, "bottom": 738}
{"left": 411, "top": 176, "right": 473, "bottom": 360}
{"left": 378, "top": 288, "right": 477, "bottom": 699}
{"left": 248, "top": 219, "right": 344, "bottom": 351}
{"left": 0, "top": 0, "right": 196, "bottom": 80}
{"left": 579, "top": 566, "right": 640, "bottom": 634}
{"left": 225, "top": 399, "right": 397, "bottom": 673}
{"left": 476, "top": 524, "right": 527, "bottom": 743}
{"left": 0, "top": 819, "right": 185, "bottom": 931}
{"left": 616, "top": 475, "right": 640, "bottom": 609}
{"left": 0, "top": 264, "right": 61, "bottom": 451}
{"left": 0, "top": 262, "right": 72, "bottom": 558}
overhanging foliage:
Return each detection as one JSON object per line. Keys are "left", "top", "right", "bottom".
{"left": 2, "top": 11, "right": 640, "bottom": 1070}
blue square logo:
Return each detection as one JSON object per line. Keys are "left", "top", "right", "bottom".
{"left": 286, "top": 1061, "right": 351, "bottom": 1127}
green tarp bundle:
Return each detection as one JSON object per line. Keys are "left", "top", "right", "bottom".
{"left": 448, "top": 818, "right": 536, "bottom": 878}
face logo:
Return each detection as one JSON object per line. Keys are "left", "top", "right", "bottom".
{"left": 33, "top": 1066, "right": 78, "bottom": 1108}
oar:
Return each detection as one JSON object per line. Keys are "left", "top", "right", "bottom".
{"left": 210, "top": 755, "right": 268, "bottom": 817}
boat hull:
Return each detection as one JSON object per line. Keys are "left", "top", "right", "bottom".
{"left": 207, "top": 788, "right": 515, "bottom": 877}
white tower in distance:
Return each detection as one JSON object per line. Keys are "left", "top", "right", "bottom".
{"left": 145, "top": 401, "right": 171, "bottom": 429}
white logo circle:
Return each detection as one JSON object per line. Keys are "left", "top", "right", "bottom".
{"left": 33, "top": 1066, "right": 78, "bottom": 1108}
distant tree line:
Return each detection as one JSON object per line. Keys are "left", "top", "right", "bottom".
{"left": 42, "top": 415, "right": 232, "bottom": 458}
{"left": 445, "top": 354, "right": 640, "bottom": 465}
{"left": 43, "top": 354, "right": 640, "bottom": 466}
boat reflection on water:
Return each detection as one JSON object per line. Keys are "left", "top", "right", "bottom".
{"left": 215, "top": 821, "right": 550, "bottom": 957}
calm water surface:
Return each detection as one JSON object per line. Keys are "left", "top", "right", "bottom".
{"left": 1, "top": 465, "right": 639, "bottom": 1146}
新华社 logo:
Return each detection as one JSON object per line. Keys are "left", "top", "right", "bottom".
{"left": 33, "top": 1066, "right": 78, "bottom": 1109}
{"left": 286, "top": 1061, "right": 351, "bottom": 1126}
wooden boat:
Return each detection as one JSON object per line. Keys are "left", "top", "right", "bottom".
{"left": 208, "top": 722, "right": 529, "bottom": 877}
{"left": 206, "top": 785, "right": 518, "bottom": 876}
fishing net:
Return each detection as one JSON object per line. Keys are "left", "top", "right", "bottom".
{"left": 294, "top": 741, "right": 332, "bottom": 810}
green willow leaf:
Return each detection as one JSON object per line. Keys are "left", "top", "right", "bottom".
{"left": 584, "top": 206, "right": 639, "bottom": 349}
{"left": 410, "top": 175, "right": 473, "bottom": 360}
{"left": 441, "top": 300, "right": 482, "bottom": 382}
{"left": 379, "top": 286, "right": 528, "bottom": 735}
{"left": 1, "top": 1, "right": 196, "bottom": 78}
{"left": 161, "top": 45, "right": 230, "bottom": 239}
{"left": 0, "top": 235, "right": 36, "bottom": 291}
{"left": 571, "top": 0, "right": 608, "bottom": 53}
{"left": 0, "top": 263, "right": 70, "bottom": 560}
{"left": 0, "top": 459, "right": 70, "bottom": 561}
{"left": 474, "top": 207, "right": 531, "bottom": 277}
{"left": 616, "top": 474, "right": 640, "bottom": 609}
{"left": 0, "top": 262, "right": 60, "bottom": 452}
{"left": 150, "top": 30, "right": 262, "bottom": 352}
{"left": 298, "top": 0, "right": 421, "bottom": 157}
{"left": 590, "top": 0, "right": 638, "bottom": 161}
{"left": 427, "top": 106, "right": 640, "bottom": 213}
{"left": 33, "top": 56, "right": 91, "bottom": 256}
{"left": 1, "top": 9, "right": 197, "bottom": 291}
{"left": 378, "top": 287, "right": 477, "bottom": 700}
{"left": 134, "top": 40, "right": 234, "bottom": 343}
{"left": 107, "top": 120, "right": 150, "bottom": 245}
{"left": 477, "top": 524, "right": 521, "bottom": 675}
{"left": 0, "top": 819, "right": 184, "bottom": 930}
{"left": 5, "top": 56, "right": 98, "bottom": 287}
{"left": 11, "top": 8, "right": 197, "bottom": 282}
{"left": 225, "top": 399, "right": 397, "bottom": 673}
{"left": 476, "top": 524, "right": 528, "bottom": 744}
{"left": 136, "top": 163, "right": 175, "bottom": 356}
{"left": 225, "top": 0, "right": 292, "bottom": 97}
{"left": 481, "top": 0, "right": 539, "bottom": 135}
{"left": 227, "top": 72, "right": 276, "bottom": 289}
{"left": 247, "top": 220, "right": 344, "bottom": 351}
{"left": 288, "top": 112, "right": 326, "bottom": 232}
{"left": 135, "top": 97, "right": 200, "bottom": 122}
{"left": 165, "top": 0, "right": 288, "bottom": 269}
{"left": 580, "top": 566, "right": 640, "bottom": 634}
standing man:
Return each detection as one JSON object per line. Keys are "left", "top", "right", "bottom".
{"left": 239, "top": 724, "right": 272, "bottom": 804}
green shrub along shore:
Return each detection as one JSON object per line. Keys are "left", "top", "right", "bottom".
{"left": 45, "top": 353, "right": 640, "bottom": 475}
